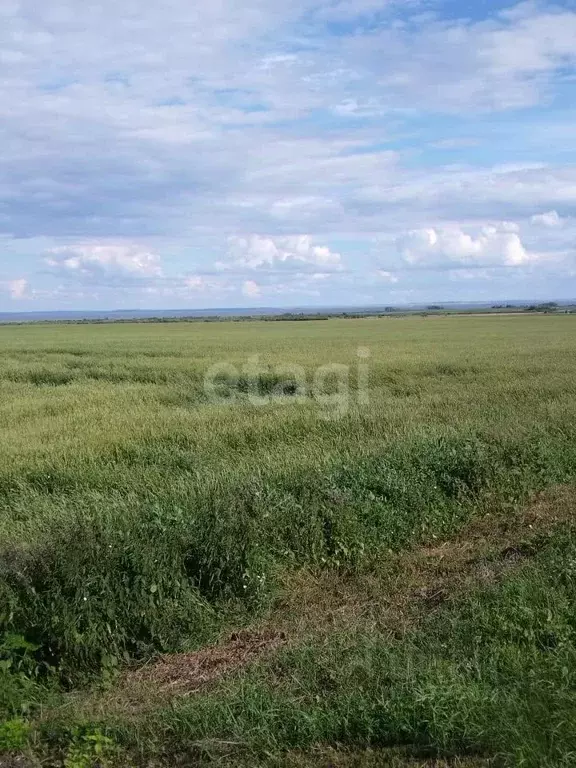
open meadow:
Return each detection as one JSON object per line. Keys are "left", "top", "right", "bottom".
{"left": 2, "top": 314, "right": 576, "bottom": 766}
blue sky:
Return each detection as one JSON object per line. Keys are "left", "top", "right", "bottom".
{"left": 1, "top": 0, "right": 576, "bottom": 310}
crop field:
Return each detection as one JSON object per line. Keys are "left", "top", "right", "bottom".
{"left": 2, "top": 314, "right": 576, "bottom": 766}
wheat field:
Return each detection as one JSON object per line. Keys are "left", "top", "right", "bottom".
{"left": 2, "top": 314, "right": 576, "bottom": 766}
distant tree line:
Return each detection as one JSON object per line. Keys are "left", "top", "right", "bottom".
{"left": 525, "top": 302, "right": 558, "bottom": 313}
{"left": 3, "top": 302, "right": 576, "bottom": 327}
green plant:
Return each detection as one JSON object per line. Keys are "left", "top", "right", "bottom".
{"left": 0, "top": 634, "right": 41, "bottom": 678}
{"left": 64, "top": 727, "right": 118, "bottom": 768}
{"left": 0, "top": 718, "right": 30, "bottom": 752}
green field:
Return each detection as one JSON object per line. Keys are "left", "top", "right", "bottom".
{"left": 2, "top": 315, "right": 576, "bottom": 766}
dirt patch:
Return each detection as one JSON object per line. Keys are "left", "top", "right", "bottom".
{"left": 126, "top": 629, "right": 286, "bottom": 696}
{"left": 283, "top": 748, "right": 489, "bottom": 768}
{"left": 0, "top": 757, "right": 36, "bottom": 768}
{"left": 269, "top": 484, "right": 576, "bottom": 639}
{"left": 384, "top": 484, "right": 575, "bottom": 621}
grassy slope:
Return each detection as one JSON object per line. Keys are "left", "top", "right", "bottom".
{"left": 1, "top": 315, "right": 576, "bottom": 765}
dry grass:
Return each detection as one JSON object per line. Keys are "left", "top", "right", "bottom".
{"left": 264, "top": 484, "right": 576, "bottom": 641}
{"left": 282, "top": 748, "right": 491, "bottom": 767}
{"left": 128, "top": 630, "right": 287, "bottom": 696}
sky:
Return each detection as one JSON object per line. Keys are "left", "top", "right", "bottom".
{"left": 1, "top": 0, "right": 576, "bottom": 311}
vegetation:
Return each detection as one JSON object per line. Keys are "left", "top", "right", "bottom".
{"left": 526, "top": 302, "right": 559, "bottom": 313}
{"left": 1, "top": 314, "right": 576, "bottom": 765}
{"left": 3, "top": 302, "right": 576, "bottom": 328}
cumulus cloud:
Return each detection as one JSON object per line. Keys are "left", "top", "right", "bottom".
{"left": 224, "top": 235, "right": 342, "bottom": 271}
{"left": 397, "top": 224, "right": 534, "bottom": 268}
{"left": 1, "top": 278, "right": 29, "bottom": 300}
{"left": 45, "top": 243, "right": 163, "bottom": 284}
{"left": 242, "top": 279, "right": 261, "bottom": 297}
{"left": 531, "top": 210, "right": 563, "bottom": 228}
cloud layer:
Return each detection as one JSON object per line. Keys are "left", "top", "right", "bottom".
{"left": 0, "top": 0, "right": 575, "bottom": 308}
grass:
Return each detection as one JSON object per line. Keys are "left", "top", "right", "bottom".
{"left": 1, "top": 314, "right": 576, "bottom": 765}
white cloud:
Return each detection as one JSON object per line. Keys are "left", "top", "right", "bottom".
{"left": 45, "top": 242, "right": 163, "bottom": 284}
{"left": 225, "top": 235, "right": 342, "bottom": 271}
{"left": 397, "top": 224, "right": 534, "bottom": 268}
{"left": 242, "top": 279, "right": 261, "bottom": 297}
{"left": 0, "top": 1, "right": 575, "bottom": 309}
{"left": 343, "top": 3, "right": 576, "bottom": 112}
{"left": 1, "top": 278, "right": 29, "bottom": 299}
{"left": 356, "top": 165, "right": 576, "bottom": 223}
{"left": 531, "top": 210, "right": 563, "bottom": 228}
{"left": 3, "top": 1, "right": 573, "bottom": 246}
{"left": 449, "top": 268, "right": 493, "bottom": 281}
{"left": 376, "top": 269, "right": 398, "bottom": 283}
{"left": 183, "top": 274, "right": 238, "bottom": 294}
{"left": 185, "top": 276, "right": 207, "bottom": 291}
{"left": 184, "top": 275, "right": 217, "bottom": 292}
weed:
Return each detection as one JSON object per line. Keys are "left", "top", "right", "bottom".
{"left": 0, "top": 719, "right": 30, "bottom": 752}
{"left": 64, "top": 726, "right": 118, "bottom": 768}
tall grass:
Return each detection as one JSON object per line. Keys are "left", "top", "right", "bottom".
{"left": 3, "top": 430, "right": 574, "bottom": 683}
{"left": 1, "top": 316, "right": 576, "bottom": 704}
{"left": 120, "top": 527, "right": 576, "bottom": 768}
